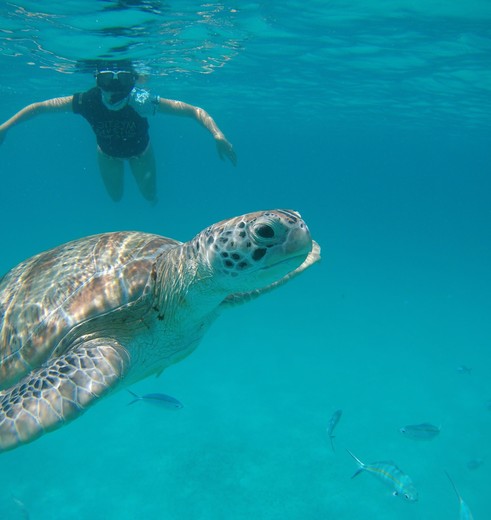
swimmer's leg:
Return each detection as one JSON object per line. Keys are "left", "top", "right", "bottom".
{"left": 97, "top": 147, "right": 124, "bottom": 202}
{"left": 129, "top": 144, "right": 157, "bottom": 203}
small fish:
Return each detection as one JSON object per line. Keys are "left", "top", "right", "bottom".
{"left": 466, "top": 458, "right": 484, "bottom": 471}
{"left": 326, "top": 409, "right": 342, "bottom": 451}
{"left": 399, "top": 422, "right": 441, "bottom": 440}
{"left": 346, "top": 449, "right": 418, "bottom": 502}
{"left": 127, "top": 389, "right": 183, "bottom": 409}
{"left": 457, "top": 365, "right": 472, "bottom": 375}
{"left": 445, "top": 471, "right": 474, "bottom": 520}
{"left": 11, "top": 495, "right": 30, "bottom": 520}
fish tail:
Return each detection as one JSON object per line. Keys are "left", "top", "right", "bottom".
{"left": 346, "top": 448, "right": 365, "bottom": 477}
{"left": 329, "top": 435, "right": 335, "bottom": 452}
{"left": 444, "top": 471, "right": 461, "bottom": 501}
{"left": 350, "top": 468, "right": 364, "bottom": 479}
{"left": 126, "top": 389, "right": 141, "bottom": 405}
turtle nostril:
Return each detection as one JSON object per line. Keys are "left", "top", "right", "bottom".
{"left": 256, "top": 224, "right": 274, "bottom": 239}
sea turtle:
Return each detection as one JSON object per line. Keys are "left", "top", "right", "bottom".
{"left": 0, "top": 209, "right": 320, "bottom": 452}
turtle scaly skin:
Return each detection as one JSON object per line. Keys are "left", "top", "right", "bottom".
{"left": 0, "top": 210, "right": 320, "bottom": 452}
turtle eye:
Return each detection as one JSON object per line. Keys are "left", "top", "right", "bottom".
{"left": 255, "top": 224, "right": 275, "bottom": 239}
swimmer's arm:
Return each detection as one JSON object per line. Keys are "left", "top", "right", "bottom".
{"left": 0, "top": 96, "right": 73, "bottom": 140}
{"left": 156, "top": 98, "right": 237, "bottom": 166}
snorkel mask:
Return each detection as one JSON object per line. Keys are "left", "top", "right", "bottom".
{"left": 96, "top": 69, "right": 137, "bottom": 107}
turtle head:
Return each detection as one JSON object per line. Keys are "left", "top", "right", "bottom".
{"left": 196, "top": 209, "right": 319, "bottom": 294}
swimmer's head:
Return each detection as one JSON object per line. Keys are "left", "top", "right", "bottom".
{"left": 95, "top": 60, "right": 138, "bottom": 106}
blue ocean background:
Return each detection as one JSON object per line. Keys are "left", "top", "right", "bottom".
{"left": 0, "top": 1, "right": 490, "bottom": 518}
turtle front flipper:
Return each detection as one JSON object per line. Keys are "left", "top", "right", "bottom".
{"left": 0, "top": 338, "right": 130, "bottom": 453}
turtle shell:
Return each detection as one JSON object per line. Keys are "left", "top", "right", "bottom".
{"left": 0, "top": 231, "right": 178, "bottom": 389}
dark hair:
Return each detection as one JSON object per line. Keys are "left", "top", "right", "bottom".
{"left": 75, "top": 59, "right": 137, "bottom": 76}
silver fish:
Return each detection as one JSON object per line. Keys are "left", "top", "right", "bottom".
{"left": 399, "top": 422, "right": 440, "bottom": 440}
{"left": 326, "top": 409, "right": 342, "bottom": 451}
{"left": 11, "top": 495, "right": 29, "bottom": 520}
{"left": 127, "top": 390, "right": 183, "bottom": 409}
{"left": 346, "top": 449, "right": 418, "bottom": 502}
{"left": 445, "top": 471, "right": 474, "bottom": 520}
{"left": 457, "top": 365, "right": 472, "bottom": 375}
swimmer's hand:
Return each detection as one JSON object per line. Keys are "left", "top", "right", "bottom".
{"left": 215, "top": 136, "right": 237, "bottom": 166}
{"left": 0, "top": 127, "right": 6, "bottom": 145}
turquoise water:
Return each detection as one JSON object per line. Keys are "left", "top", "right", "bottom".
{"left": 0, "top": 1, "right": 490, "bottom": 518}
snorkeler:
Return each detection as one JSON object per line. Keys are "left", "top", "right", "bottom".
{"left": 0, "top": 61, "right": 237, "bottom": 203}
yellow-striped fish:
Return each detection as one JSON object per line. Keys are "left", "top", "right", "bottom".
{"left": 445, "top": 471, "right": 474, "bottom": 520}
{"left": 346, "top": 449, "right": 418, "bottom": 502}
{"left": 399, "top": 422, "right": 440, "bottom": 440}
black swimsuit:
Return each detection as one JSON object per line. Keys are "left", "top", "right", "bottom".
{"left": 72, "top": 87, "right": 149, "bottom": 158}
